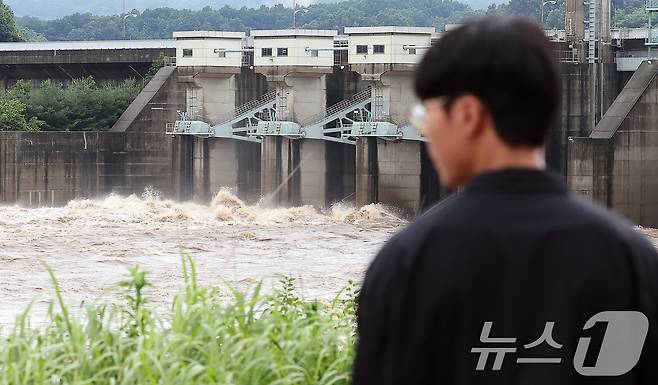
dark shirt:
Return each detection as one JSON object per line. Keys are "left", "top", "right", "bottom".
{"left": 353, "top": 169, "right": 658, "bottom": 385}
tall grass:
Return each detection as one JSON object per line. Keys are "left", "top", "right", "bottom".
{"left": 0, "top": 254, "right": 358, "bottom": 384}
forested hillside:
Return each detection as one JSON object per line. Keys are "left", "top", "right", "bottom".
{"left": 0, "top": 0, "right": 23, "bottom": 41}
{"left": 13, "top": 0, "right": 648, "bottom": 42}
{"left": 4, "top": 0, "right": 302, "bottom": 19}
{"left": 13, "top": 0, "right": 550, "bottom": 41}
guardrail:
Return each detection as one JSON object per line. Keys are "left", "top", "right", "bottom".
{"left": 214, "top": 89, "right": 277, "bottom": 124}
{"left": 555, "top": 49, "right": 578, "bottom": 63}
{"left": 648, "top": 29, "right": 658, "bottom": 44}
{"left": 300, "top": 87, "right": 372, "bottom": 126}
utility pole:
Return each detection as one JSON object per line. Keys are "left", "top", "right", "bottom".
{"left": 541, "top": 0, "right": 557, "bottom": 27}
{"left": 122, "top": 0, "right": 127, "bottom": 39}
{"left": 292, "top": 0, "right": 308, "bottom": 29}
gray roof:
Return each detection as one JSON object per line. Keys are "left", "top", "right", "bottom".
{"left": 0, "top": 39, "right": 174, "bottom": 52}
{"left": 173, "top": 31, "right": 244, "bottom": 39}
{"left": 344, "top": 26, "right": 435, "bottom": 35}
{"left": 251, "top": 29, "right": 338, "bottom": 37}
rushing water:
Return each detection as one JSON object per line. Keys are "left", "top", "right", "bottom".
{"left": 3, "top": 188, "right": 657, "bottom": 327}
{"left": 0, "top": 188, "right": 406, "bottom": 325}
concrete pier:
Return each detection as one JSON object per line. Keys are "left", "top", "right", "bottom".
{"left": 254, "top": 29, "right": 354, "bottom": 208}
{"left": 193, "top": 138, "right": 261, "bottom": 203}
{"left": 257, "top": 73, "right": 333, "bottom": 207}
{"left": 260, "top": 136, "right": 299, "bottom": 206}
{"left": 260, "top": 136, "right": 356, "bottom": 208}
{"left": 356, "top": 137, "right": 443, "bottom": 215}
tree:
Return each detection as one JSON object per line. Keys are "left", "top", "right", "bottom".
{"left": 145, "top": 53, "right": 167, "bottom": 82}
{"left": 0, "top": 0, "right": 24, "bottom": 42}
{"left": 0, "top": 98, "right": 42, "bottom": 131}
{"left": 1, "top": 77, "right": 141, "bottom": 132}
{"left": 486, "top": 0, "right": 565, "bottom": 29}
{"left": 20, "top": 26, "right": 47, "bottom": 41}
{"left": 14, "top": 0, "right": 480, "bottom": 41}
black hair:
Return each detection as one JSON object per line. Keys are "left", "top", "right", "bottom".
{"left": 415, "top": 16, "right": 560, "bottom": 146}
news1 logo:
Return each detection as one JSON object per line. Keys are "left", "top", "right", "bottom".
{"left": 471, "top": 311, "right": 649, "bottom": 376}
{"left": 574, "top": 311, "right": 648, "bottom": 376}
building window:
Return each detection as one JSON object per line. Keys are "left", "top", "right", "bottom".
{"left": 310, "top": 50, "right": 318, "bottom": 57}
{"left": 262, "top": 48, "right": 273, "bottom": 57}
{"left": 277, "top": 47, "right": 288, "bottom": 57}
{"left": 182, "top": 48, "right": 193, "bottom": 57}
{"left": 373, "top": 45, "right": 385, "bottom": 54}
{"left": 408, "top": 48, "right": 417, "bottom": 55}
{"left": 356, "top": 45, "right": 368, "bottom": 54}
{"left": 214, "top": 48, "right": 226, "bottom": 58}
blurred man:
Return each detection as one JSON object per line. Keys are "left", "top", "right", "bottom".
{"left": 353, "top": 16, "right": 658, "bottom": 385}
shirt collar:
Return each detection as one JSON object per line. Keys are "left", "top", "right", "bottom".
{"left": 462, "top": 168, "right": 568, "bottom": 195}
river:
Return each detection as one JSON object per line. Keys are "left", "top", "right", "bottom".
{"left": 2, "top": 189, "right": 657, "bottom": 326}
{"left": 0, "top": 189, "right": 405, "bottom": 325}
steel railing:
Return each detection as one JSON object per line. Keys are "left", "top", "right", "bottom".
{"left": 555, "top": 49, "right": 578, "bottom": 63}
{"left": 214, "top": 89, "right": 277, "bottom": 124}
{"left": 300, "top": 87, "right": 372, "bottom": 126}
{"left": 648, "top": 28, "right": 658, "bottom": 44}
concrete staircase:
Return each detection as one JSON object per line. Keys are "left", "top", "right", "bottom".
{"left": 590, "top": 60, "right": 658, "bottom": 139}
{"left": 110, "top": 66, "right": 176, "bottom": 132}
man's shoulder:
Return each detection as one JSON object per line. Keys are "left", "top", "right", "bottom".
{"left": 566, "top": 194, "right": 657, "bottom": 253}
{"left": 383, "top": 193, "right": 470, "bottom": 254}
{"left": 392, "top": 191, "right": 654, "bottom": 254}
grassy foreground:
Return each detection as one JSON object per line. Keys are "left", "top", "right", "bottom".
{"left": 2, "top": 255, "right": 358, "bottom": 384}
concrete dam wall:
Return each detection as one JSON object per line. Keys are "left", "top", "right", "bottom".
{"left": 3, "top": 59, "right": 657, "bottom": 224}
{"left": 0, "top": 131, "right": 186, "bottom": 206}
{"left": 567, "top": 61, "right": 658, "bottom": 226}
{"left": 0, "top": 65, "right": 445, "bottom": 215}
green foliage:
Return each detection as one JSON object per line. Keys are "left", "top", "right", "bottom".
{"left": 0, "top": 77, "right": 141, "bottom": 131}
{"left": 613, "top": 0, "right": 649, "bottom": 28}
{"left": 145, "top": 52, "right": 167, "bottom": 83}
{"left": 486, "top": 0, "right": 565, "bottom": 29}
{"left": 17, "top": 0, "right": 480, "bottom": 41}
{"left": 487, "top": 0, "right": 646, "bottom": 29}
{"left": 0, "top": 0, "right": 24, "bottom": 41}
{"left": 11, "top": 0, "right": 654, "bottom": 39}
{"left": 1, "top": 255, "right": 358, "bottom": 384}
{"left": 19, "top": 25, "right": 47, "bottom": 41}
{"left": 0, "top": 98, "right": 42, "bottom": 131}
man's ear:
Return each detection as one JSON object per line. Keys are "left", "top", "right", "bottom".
{"left": 454, "top": 94, "right": 487, "bottom": 139}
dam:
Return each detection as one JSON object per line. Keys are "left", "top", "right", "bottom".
{"left": 2, "top": 0, "right": 658, "bottom": 226}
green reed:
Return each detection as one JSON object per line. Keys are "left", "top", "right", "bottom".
{"left": 0, "top": 254, "right": 358, "bottom": 385}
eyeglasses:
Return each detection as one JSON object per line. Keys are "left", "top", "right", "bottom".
{"left": 408, "top": 96, "right": 453, "bottom": 133}
{"left": 409, "top": 104, "right": 427, "bottom": 133}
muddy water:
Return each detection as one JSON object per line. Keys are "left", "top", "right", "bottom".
{"left": 2, "top": 189, "right": 657, "bottom": 326}
{"left": 0, "top": 189, "right": 405, "bottom": 325}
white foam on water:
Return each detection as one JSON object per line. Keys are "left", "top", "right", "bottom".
{"left": 0, "top": 187, "right": 405, "bottom": 325}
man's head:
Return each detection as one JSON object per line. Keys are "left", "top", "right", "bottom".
{"left": 414, "top": 17, "right": 560, "bottom": 188}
